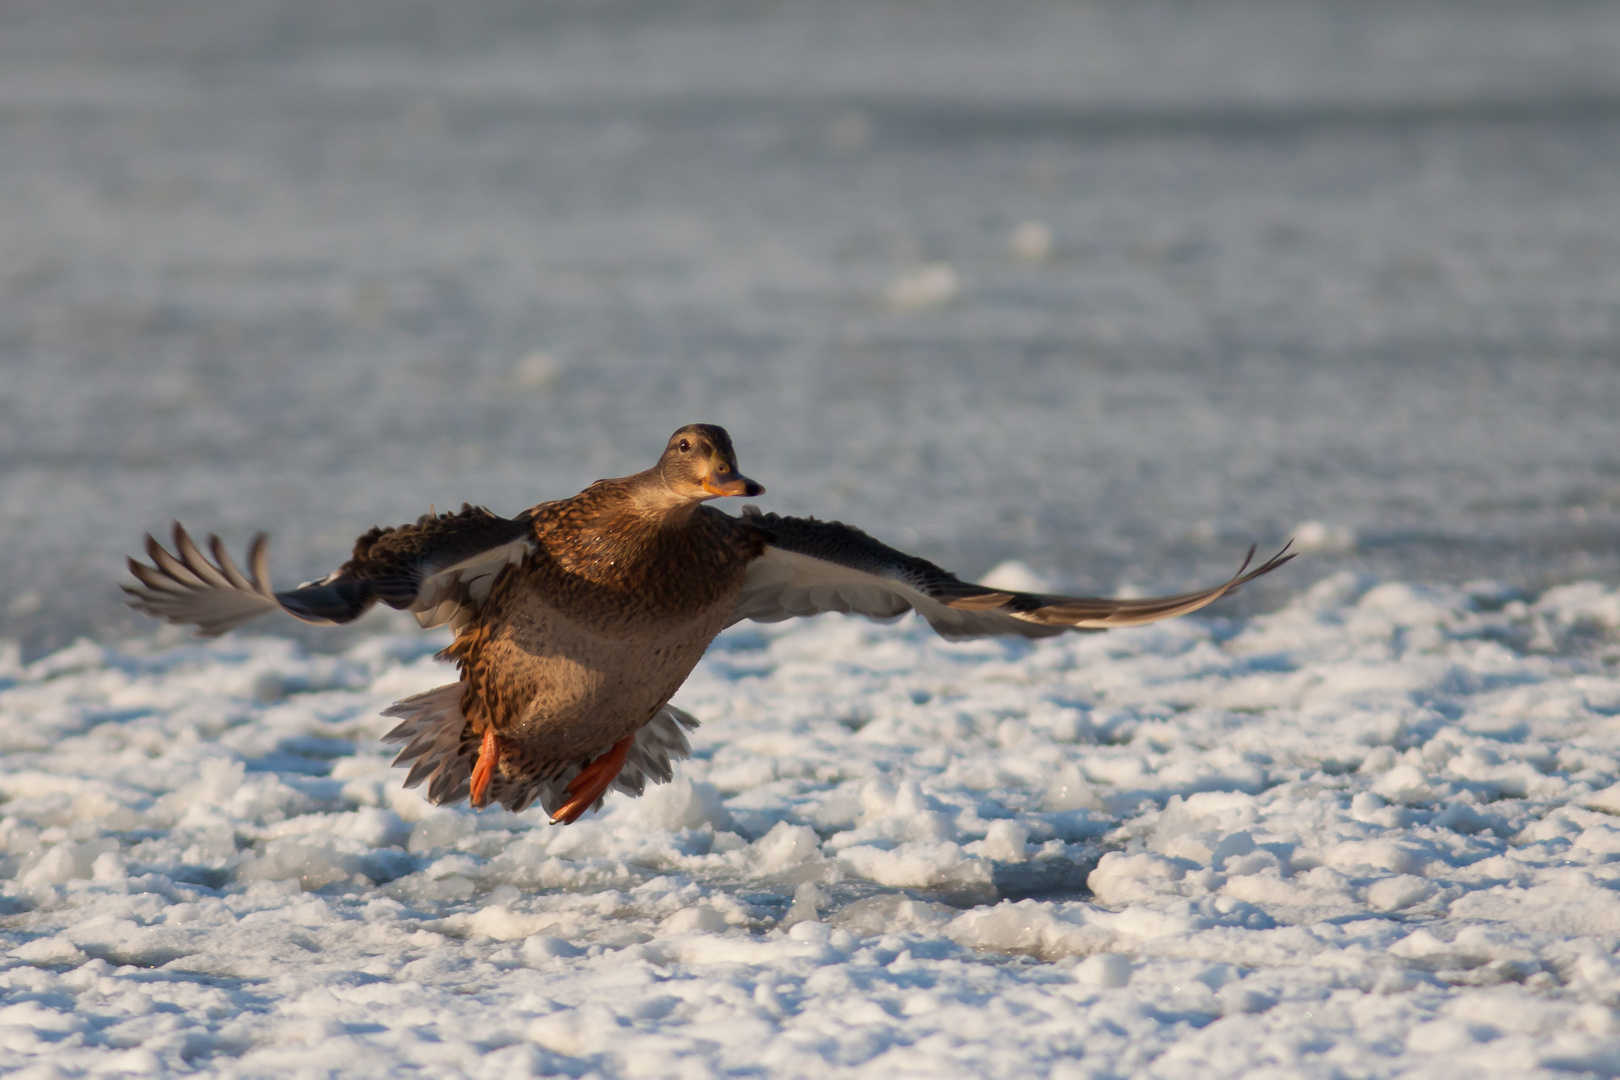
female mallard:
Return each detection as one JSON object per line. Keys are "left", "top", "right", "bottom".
{"left": 124, "top": 424, "right": 1293, "bottom": 824}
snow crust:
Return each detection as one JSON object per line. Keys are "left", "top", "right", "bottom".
{"left": 6, "top": 574, "right": 1620, "bottom": 1077}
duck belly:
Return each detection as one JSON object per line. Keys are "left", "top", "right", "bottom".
{"left": 480, "top": 597, "right": 729, "bottom": 778}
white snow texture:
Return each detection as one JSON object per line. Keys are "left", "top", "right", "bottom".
{"left": 6, "top": 576, "right": 1620, "bottom": 1077}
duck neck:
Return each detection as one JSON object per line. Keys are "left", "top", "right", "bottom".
{"left": 621, "top": 470, "right": 705, "bottom": 526}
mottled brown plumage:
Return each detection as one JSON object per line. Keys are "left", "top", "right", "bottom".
{"left": 383, "top": 423, "right": 768, "bottom": 818}
{"left": 447, "top": 484, "right": 763, "bottom": 804}
{"left": 123, "top": 421, "right": 1295, "bottom": 823}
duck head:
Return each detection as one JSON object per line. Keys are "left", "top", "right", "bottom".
{"left": 655, "top": 424, "right": 765, "bottom": 502}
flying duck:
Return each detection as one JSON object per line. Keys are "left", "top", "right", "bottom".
{"left": 124, "top": 424, "right": 1294, "bottom": 824}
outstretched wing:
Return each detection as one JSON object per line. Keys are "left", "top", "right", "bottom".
{"left": 124, "top": 504, "right": 537, "bottom": 637}
{"left": 730, "top": 508, "right": 1294, "bottom": 640}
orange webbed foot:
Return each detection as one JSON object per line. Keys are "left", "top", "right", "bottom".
{"left": 470, "top": 727, "right": 499, "bottom": 809}
{"left": 551, "top": 735, "right": 635, "bottom": 825}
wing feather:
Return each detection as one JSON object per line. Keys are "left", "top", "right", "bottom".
{"left": 123, "top": 525, "right": 290, "bottom": 636}
{"left": 124, "top": 505, "right": 536, "bottom": 637}
{"left": 413, "top": 538, "right": 535, "bottom": 629}
{"left": 730, "top": 509, "right": 1294, "bottom": 640}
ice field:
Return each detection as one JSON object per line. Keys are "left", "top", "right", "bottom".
{"left": 7, "top": 578, "right": 1620, "bottom": 1077}
{"left": 5, "top": 0, "right": 1620, "bottom": 1077}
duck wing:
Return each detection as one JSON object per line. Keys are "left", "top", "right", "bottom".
{"left": 729, "top": 508, "right": 1293, "bottom": 641}
{"left": 124, "top": 504, "right": 537, "bottom": 637}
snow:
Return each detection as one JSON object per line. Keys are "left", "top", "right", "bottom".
{"left": 5, "top": 576, "right": 1620, "bottom": 1076}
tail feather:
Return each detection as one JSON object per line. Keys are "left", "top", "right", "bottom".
{"left": 380, "top": 685, "right": 700, "bottom": 819}
{"left": 612, "top": 705, "right": 700, "bottom": 797}
{"left": 427, "top": 762, "right": 472, "bottom": 807}
{"left": 383, "top": 684, "right": 474, "bottom": 804}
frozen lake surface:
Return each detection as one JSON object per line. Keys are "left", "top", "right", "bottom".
{"left": 4, "top": 0, "right": 1620, "bottom": 1076}
{"left": 7, "top": 580, "right": 1620, "bottom": 1077}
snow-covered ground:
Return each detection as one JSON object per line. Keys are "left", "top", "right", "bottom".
{"left": 6, "top": 577, "right": 1620, "bottom": 1076}
{"left": 6, "top": 0, "right": 1620, "bottom": 1075}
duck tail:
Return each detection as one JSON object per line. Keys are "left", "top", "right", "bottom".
{"left": 609, "top": 704, "right": 701, "bottom": 799}
{"left": 536, "top": 703, "right": 701, "bottom": 820}
{"left": 381, "top": 684, "right": 476, "bottom": 806}
{"left": 380, "top": 688, "right": 702, "bottom": 819}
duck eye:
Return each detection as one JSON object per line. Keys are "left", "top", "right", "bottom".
{"left": 678, "top": 439, "right": 690, "bottom": 452}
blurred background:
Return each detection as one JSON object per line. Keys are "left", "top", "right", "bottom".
{"left": 2, "top": 0, "right": 1619, "bottom": 655}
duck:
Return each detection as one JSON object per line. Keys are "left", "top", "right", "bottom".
{"left": 124, "top": 423, "right": 1294, "bottom": 824}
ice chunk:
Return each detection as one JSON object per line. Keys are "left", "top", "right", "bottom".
{"left": 1087, "top": 851, "right": 1215, "bottom": 905}
{"left": 751, "top": 822, "right": 824, "bottom": 873}
{"left": 89, "top": 851, "right": 125, "bottom": 881}
{"left": 781, "top": 882, "right": 828, "bottom": 927}
{"left": 1373, "top": 764, "right": 1433, "bottom": 804}
{"left": 829, "top": 894, "right": 950, "bottom": 937}
{"left": 978, "top": 820, "right": 1029, "bottom": 863}
{"left": 346, "top": 807, "right": 409, "bottom": 848}
{"left": 660, "top": 905, "right": 730, "bottom": 934}
{"left": 19, "top": 839, "right": 118, "bottom": 885}
{"left": 788, "top": 921, "right": 833, "bottom": 944}
{"left": 638, "top": 778, "right": 733, "bottom": 831}
{"left": 1041, "top": 763, "right": 1105, "bottom": 812}
{"left": 947, "top": 900, "right": 1104, "bottom": 960}
{"left": 839, "top": 841, "right": 991, "bottom": 893}
{"left": 13, "top": 936, "right": 89, "bottom": 967}
{"left": 853, "top": 779, "right": 956, "bottom": 842}
{"left": 407, "top": 811, "right": 474, "bottom": 854}
{"left": 238, "top": 837, "right": 360, "bottom": 890}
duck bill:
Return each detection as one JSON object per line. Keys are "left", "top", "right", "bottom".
{"left": 701, "top": 472, "right": 765, "bottom": 498}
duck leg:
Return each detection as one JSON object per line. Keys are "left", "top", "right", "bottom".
{"left": 551, "top": 735, "right": 635, "bottom": 825}
{"left": 469, "top": 727, "right": 500, "bottom": 808}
